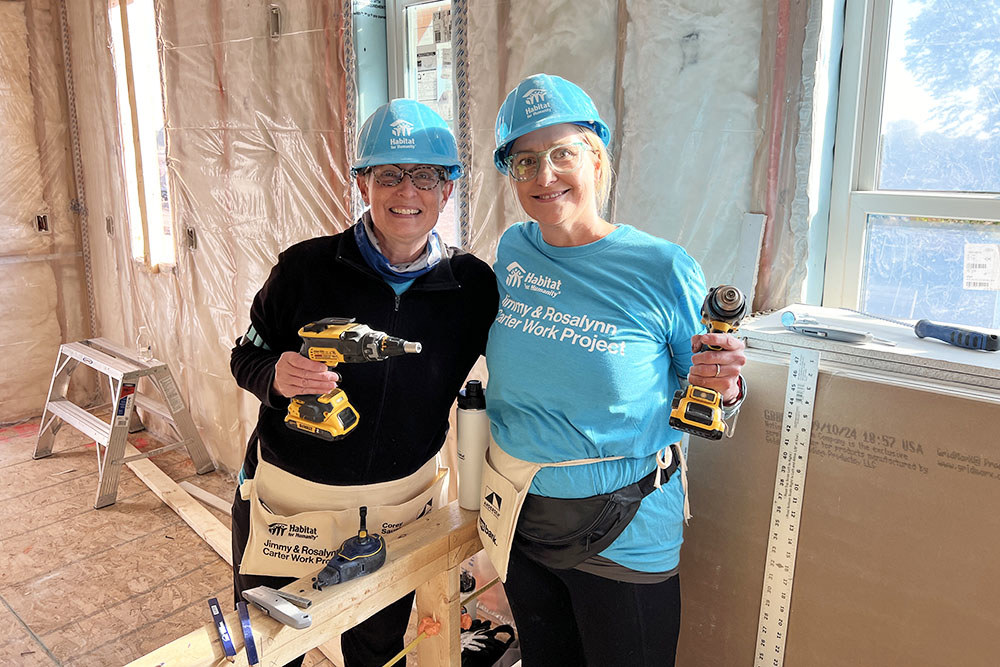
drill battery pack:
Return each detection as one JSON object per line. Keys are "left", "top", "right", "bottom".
{"left": 669, "top": 385, "right": 725, "bottom": 440}
{"left": 285, "top": 388, "right": 359, "bottom": 441}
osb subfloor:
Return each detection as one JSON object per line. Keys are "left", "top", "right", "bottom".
{"left": 0, "top": 417, "right": 333, "bottom": 666}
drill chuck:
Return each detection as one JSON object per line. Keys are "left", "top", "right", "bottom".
{"left": 703, "top": 285, "right": 748, "bottom": 324}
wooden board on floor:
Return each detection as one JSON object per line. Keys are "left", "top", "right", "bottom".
{"left": 179, "top": 481, "right": 232, "bottom": 515}
{"left": 124, "top": 443, "right": 232, "bottom": 566}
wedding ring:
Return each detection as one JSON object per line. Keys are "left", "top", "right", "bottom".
{"left": 714, "top": 364, "right": 721, "bottom": 378}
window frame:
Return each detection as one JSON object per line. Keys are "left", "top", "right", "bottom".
{"left": 824, "top": 0, "right": 1000, "bottom": 307}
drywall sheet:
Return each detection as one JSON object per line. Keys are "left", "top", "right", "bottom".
{"left": 678, "top": 356, "right": 1000, "bottom": 666}
{"left": 65, "top": 0, "right": 351, "bottom": 470}
{"left": 0, "top": 0, "right": 86, "bottom": 421}
{"left": 744, "top": 306, "right": 1000, "bottom": 389}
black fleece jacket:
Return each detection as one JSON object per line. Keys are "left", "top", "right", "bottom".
{"left": 231, "top": 225, "right": 498, "bottom": 485}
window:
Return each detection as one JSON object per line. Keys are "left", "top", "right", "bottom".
{"left": 108, "top": 0, "right": 175, "bottom": 269}
{"left": 386, "top": 0, "right": 460, "bottom": 247}
{"left": 827, "top": 0, "right": 1000, "bottom": 326}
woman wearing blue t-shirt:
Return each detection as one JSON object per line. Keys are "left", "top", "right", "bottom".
{"left": 479, "top": 74, "right": 747, "bottom": 666}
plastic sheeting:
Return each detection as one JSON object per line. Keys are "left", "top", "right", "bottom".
{"left": 0, "top": 0, "right": 89, "bottom": 421}
{"left": 617, "top": 0, "right": 763, "bottom": 289}
{"left": 464, "top": 0, "right": 619, "bottom": 259}
{"left": 463, "top": 0, "right": 763, "bottom": 291}
{"left": 64, "top": 0, "right": 351, "bottom": 471}
{"left": 49, "top": 0, "right": 818, "bottom": 471}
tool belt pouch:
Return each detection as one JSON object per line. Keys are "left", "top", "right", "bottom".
{"left": 239, "top": 466, "right": 447, "bottom": 579}
{"left": 514, "top": 445, "right": 681, "bottom": 571}
{"left": 477, "top": 444, "right": 540, "bottom": 584}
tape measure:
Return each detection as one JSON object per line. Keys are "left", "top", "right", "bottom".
{"left": 754, "top": 348, "right": 820, "bottom": 667}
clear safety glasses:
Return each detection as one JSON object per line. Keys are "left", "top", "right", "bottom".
{"left": 369, "top": 165, "right": 448, "bottom": 190}
{"left": 505, "top": 141, "right": 595, "bottom": 182}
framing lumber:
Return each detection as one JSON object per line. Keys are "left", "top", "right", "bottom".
{"left": 128, "top": 502, "right": 480, "bottom": 667}
{"left": 124, "top": 443, "right": 232, "bottom": 566}
{"left": 179, "top": 480, "right": 233, "bottom": 515}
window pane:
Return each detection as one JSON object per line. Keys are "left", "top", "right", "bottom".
{"left": 109, "top": 0, "right": 175, "bottom": 266}
{"left": 401, "top": 0, "right": 457, "bottom": 245}
{"left": 878, "top": 0, "right": 1000, "bottom": 193}
{"left": 128, "top": 0, "right": 174, "bottom": 266}
{"left": 861, "top": 214, "right": 1000, "bottom": 327}
{"left": 109, "top": 4, "right": 144, "bottom": 261}
{"left": 403, "top": 1, "right": 453, "bottom": 128}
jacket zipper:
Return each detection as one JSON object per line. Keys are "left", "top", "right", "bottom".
{"left": 363, "top": 285, "right": 403, "bottom": 478}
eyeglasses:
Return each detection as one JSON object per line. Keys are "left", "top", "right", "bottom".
{"left": 505, "top": 142, "right": 595, "bottom": 182}
{"left": 369, "top": 165, "right": 447, "bottom": 190}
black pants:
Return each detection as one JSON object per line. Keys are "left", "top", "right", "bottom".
{"left": 503, "top": 543, "right": 681, "bottom": 667}
{"left": 231, "top": 491, "right": 413, "bottom": 667}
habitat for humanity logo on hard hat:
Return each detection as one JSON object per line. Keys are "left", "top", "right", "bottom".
{"left": 390, "top": 119, "right": 415, "bottom": 148}
{"left": 505, "top": 261, "right": 561, "bottom": 297}
{"left": 522, "top": 88, "right": 552, "bottom": 119}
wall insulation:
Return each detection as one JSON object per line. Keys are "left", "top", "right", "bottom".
{"left": 0, "top": 0, "right": 88, "bottom": 422}
{"left": 464, "top": 0, "right": 618, "bottom": 258}
{"left": 44, "top": 0, "right": 822, "bottom": 472}
{"left": 464, "top": 0, "right": 764, "bottom": 291}
{"left": 65, "top": 0, "right": 351, "bottom": 471}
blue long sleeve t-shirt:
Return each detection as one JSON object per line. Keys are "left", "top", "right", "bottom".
{"left": 485, "top": 221, "right": 706, "bottom": 572}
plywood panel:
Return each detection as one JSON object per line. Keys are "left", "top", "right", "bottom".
{"left": 0, "top": 492, "right": 179, "bottom": 587}
{"left": 0, "top": 604, "right": 52, "bottom": 666}
{"left": 0, "top": 417, "right": 239, "bottom": 665}
{"left": 41, "top": 560, "right": 231, "bottom": 661}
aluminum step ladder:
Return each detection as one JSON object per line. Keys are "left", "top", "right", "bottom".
{"left": 33, "top": 337, "right": 215, "bottom": 508}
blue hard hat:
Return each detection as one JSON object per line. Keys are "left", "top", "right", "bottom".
{"left": 353, "top": 99, "right": 463, "bottom": 180}
{"left": 493, "top": 74, "right": 611, "bottom": 174}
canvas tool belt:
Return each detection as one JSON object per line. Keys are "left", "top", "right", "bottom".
{"left": 478, "top": 439, "right": 690, "bottom": 581}
{"left": 240, "top": 446, "right": 448, "bottom": 578}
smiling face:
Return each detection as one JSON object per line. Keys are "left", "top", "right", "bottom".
{"left": 356, "top": 164, "right": 454, "bottom": 263}
{"left": 509, "top": 124, "right": 604, "bottom": 242}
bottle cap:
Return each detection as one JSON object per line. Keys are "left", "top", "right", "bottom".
{"left": 460, "top": 569, "right": 476, "bottom": 592}
{"left": 457, "top": 380, "right": 486, "bottom": 410}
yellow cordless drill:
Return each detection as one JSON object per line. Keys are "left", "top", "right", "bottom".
{"left": 285, "top": 317, "right": 421, "bottom": 441}
{"left": 669, "top": 285, "right": 748, "bottom": 440}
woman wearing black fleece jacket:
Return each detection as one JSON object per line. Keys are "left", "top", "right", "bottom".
{"left": 230, "top": 100, "right": 497, "bottom": 667}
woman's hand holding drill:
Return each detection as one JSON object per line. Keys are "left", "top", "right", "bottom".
{"left": 688, "top": 333, "right": 747, "bottom": 404}
{"left": 272, "top": 351, "right": 340, "bottom": 398}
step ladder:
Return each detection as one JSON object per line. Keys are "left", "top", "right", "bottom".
{"left": 33, "top": 337, "right": 215, "bottom": 508}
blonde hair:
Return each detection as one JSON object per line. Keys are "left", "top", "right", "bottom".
{"left": 579, "top": 128, "right": 613, "bottom": 212}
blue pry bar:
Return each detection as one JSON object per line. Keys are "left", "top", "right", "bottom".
{"left": 238, "top": 600, "right": 260, "bottom": 665}
{"left": 207, "top": 597, "right": 237, "bottom": 662}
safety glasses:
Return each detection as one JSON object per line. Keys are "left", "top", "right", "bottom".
{"left": 369, "top": 165, "right": 447, "bottom": 190}
{"left": 505, "top": 142, "right": 594, "bottom": 182}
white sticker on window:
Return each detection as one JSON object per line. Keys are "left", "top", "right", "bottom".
{"left": 963, "top": 243, "right": 1000, "bottom": 291}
